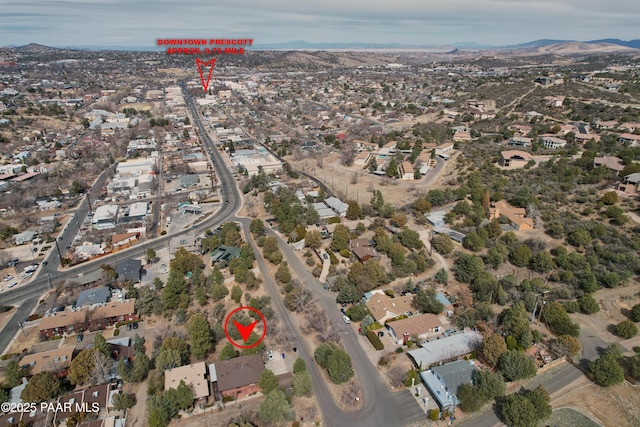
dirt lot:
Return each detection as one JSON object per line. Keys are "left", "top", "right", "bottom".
{"left": 570, "top": 284, "right": 640, "bottom": 346}
{"left": 551, "top": 382, "right": 640, "bottom": 427}
{"left": 288, "top": 152, "right": 455, "bottom": 209}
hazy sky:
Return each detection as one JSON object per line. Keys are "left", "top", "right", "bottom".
{"left": 1, "top": 0, "right": 639, "bottom": 48}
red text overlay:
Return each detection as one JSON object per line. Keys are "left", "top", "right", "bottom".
{"left": 157, "top": 38, "right": 253, "bottom": 55}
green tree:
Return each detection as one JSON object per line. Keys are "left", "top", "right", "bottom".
{"left": 162, "top": 270, "right": 189, "bottom": 310}
{"left": 601, "top": 191, "right": 619, "bottom": 205}
{"left": 275, "top": 262, "right": 292, "bottom": 284}
{"left": 454, "top": 253, "right": 485, "bottom": 283}
{"left": 304, "top": 229, "right": 322, "bottom": 249}
{"left": 529, "top": 251, "right": 554, "bottom": 273}
{"left": 249, "top": 218, "right": 265, "bottom": 236}
{"left": 458, "top": 383, "right": 487, "bottom": 413}
{"left": 210, "top": 266, "right": 224, "bottom": 285}
{"left": 630, "top": 304, "right": 640, "bottom": 322}
{"left": 259, "top": 390, "right": 292, "bottom": 424}
{"left": 186, "top": 313, "right": 213, "bottom": 359}
{"left": 480, "top": 334, "right": 508, "bottom": 367}
{"left": 259, "top": 369, "right": 279, "bottom": 394}
{"left": 473, "top": 369, "right": 505, "bottom": 399}
{"left": 528, "top": 385, "right": 552, "bottom": 420}
{"left": 156, "top": 336, "right": 189, "bottom": 370}
{"left": 434, "top": 267, "right": 448, "bottom": 284}
{"left": 386, "top": 157, "right": 399, "bottom": 178}
{"left": 499, "top": 393, "right": 538, "bottom": 427}
{"left": 509, "top": 244, "right": 532, "bottom": 267}
{"left": 147, "top": 394, "right": 172, "bottom": 427}
{"left": 463, "top": 231, "right": 485, "bottom": 251}
{"left": 541, "top": 301, "right": 580, "bottom": 337}
{"left": 327, "top": 348, "right": 354, "bottom": 384}
{"left": 498, "top": 350, "right": 537, "bottom": 382}
{"left": 432, "top": 234, "right": 454, "bottom": 255}
{"left": 314, "top": 342, "right": 338, "bottom": 369}
{"left": 112, "top": 392, "right": 137, "bottom": 415}
{"left": 591, "top": 353, "right": 624, "bottom": 387}
{"left": 20, "top": 371, "right": 62, "bottom": 403}
{"left": 68, "top": 349, "right": 96, "bottom": 386}
{"left": 211, "top": 283, "right": 229, "bottom": 301}
{"left": 93, "top": 333, "right": 110, "bottom": 357}
{"left": 551, "top": 335, "right": 582, "bottom": 356}
{"left": 231, "top": 285, "right": 243, "bottom": 304}
{"left": 578, "top": 294, "right": 599, "bottom": 314}
{"left": 398, "top": 228, "right": 423, "bottom": 250}
{"left": 415, "top": 289, "right": 444, "bottom": 314}
{"left": 4, "top": 360, "right": 26, "bottom": 388}
{"left": 331, "top": 224, "right": 351, "bottom": 252}
{"left": 346, "top": 200, "right": 362, "bottom": 220}
{"left": 293, "top": 370, "right": 313, "bottom": 397}
{"left": 219, "top": 343, "right": 239, "bottom": 360}
{"left": 293, "top": 357, "right": 307, "bottom": 374}
{"left": 616, "top": 319, "right": 638, "bottom": 339}
{"left": 567, "top": 228, "right": 592, "bottom": 248}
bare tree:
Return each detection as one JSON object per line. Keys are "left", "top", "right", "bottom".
{"left": 388, "top": 366, "right": 407, "bottom": 389}
{"left": 89, "top": 351, "right": 113, "bottom": 385}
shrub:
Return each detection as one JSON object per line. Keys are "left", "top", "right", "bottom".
{"left": 429, "top": 409, "right": 439, "bottom": 421}
{"left": 616, "top": 320, "right": 638, "bottom": 339}
{"left": 114, "top": 328, "right": 120, "bottom": 336}
{"left": 366, "top": 330, "right": 384, "bottom": 350}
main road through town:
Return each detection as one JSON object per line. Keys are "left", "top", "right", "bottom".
{"left": 0, "top": 84, "right": 427, "bottom": 426}
{"left": 0, "top": 82, "right": 242, "bottom": 353}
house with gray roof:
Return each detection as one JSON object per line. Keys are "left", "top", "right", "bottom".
{"left": 407, "top": 330, "right": 482, "bottom": 368}
{"left": 420, "top": 360, "right": 477, "bottom": 410}
{"left": 76, "top": 286, "right": 111, "bottom": 307}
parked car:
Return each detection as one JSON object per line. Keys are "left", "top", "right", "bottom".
{"left": 76, "top": 333, "right": 84, "bottom": 342}
{"left": 267, "top": 350, "right": 275, "bottom": 361}
{"left": 323, "top": 253, "right": 329, "bottom": 260}
{"left": 132, "top": 322, "right": 138, "bottom": 330}
{"left": 3, "top": 275, "right": 13, "bottom": 282}
{"left": 342, "top": 315, "right": 351, "bottom": 324}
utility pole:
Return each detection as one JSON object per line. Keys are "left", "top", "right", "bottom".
{"left": 47, "top": 273, "right": 53, "bottom": 289}
{"left": 536, "top": 291, "right": 549, "bottom": 325}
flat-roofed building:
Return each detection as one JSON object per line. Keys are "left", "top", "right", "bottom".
{"left": 164, "top": 362, "right": 210, "bottom": 399}
{"left": 92, "top": 204, "right": 118, "bottom": 229}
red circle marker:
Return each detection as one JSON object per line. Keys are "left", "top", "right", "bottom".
{"left": 224, "top": 306, "right": 267, "bottom": 349}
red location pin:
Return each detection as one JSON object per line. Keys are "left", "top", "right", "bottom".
{"left": 224, "top": 306, "right": 267, "bottom": 349}
{"left": 196, "top": 58, "right": 216, "bottom": 93}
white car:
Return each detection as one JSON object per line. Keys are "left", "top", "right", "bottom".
{"left": 267, "top": 350, "right": 275, "bottom": 361}
{"left": 3, "top": 275, "right": 13, "bottom": 282}
{"left": 342, "top": 315, "right": 351, "bottom": 324}
{"left": 8, "top": 281, "right": 17, "bottom": 288}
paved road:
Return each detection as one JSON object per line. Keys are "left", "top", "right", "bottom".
{"left": 0, "top": 84, "right": 242, "bottom": 353}
{"left": 267, "top": 229, "right": 426, "bottom": 427}
{"left": 459, "top": 363, "right": 585, "bottom": 427}
{"left": 0, "top": 297, "right": 38, "bottom": 355}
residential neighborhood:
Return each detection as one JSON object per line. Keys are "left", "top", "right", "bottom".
{"left": 1, "top": 29, "right": 640, "bottom": 427}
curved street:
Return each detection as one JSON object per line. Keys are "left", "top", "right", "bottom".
{"left": 0, "top": 84, "right": 427, "bottom": 427}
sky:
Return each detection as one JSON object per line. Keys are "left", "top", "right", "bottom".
{"left": 0, "top": 0, "right": 639, "bottom": 48}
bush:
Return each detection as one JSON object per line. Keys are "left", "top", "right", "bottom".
{"left": 578, "top": 294, "right": 599, "bottom": 314}
{"left": 366, "top": 330, "right": 384, "bottom": 350}
{"left": 616, "top": 320, "right": 638, "bottom": 339}
{"left": 630, "top": 304, "right": 640, "bottom": 322}
{"left": 429, "top": 409, "right": 439, "bottom": 421}
{"left": 114, "top": 328, "right": 120, "bottom": 336}
{"left": 563, "top": 300, "right": 580, "bottom": 313}
{"left": 339, "top": 249, "right": 351, "bottom": 258}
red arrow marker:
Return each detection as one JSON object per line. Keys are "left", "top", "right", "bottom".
{"left": 196, "top": 58, "right": 216, "bottom": 93}
{"left": 233, "top": 319, "right": 259, "bottom": 342}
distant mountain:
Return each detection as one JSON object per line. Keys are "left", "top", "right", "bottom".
{"left": 252, "top": 40, "right": 440, "bottom": 50}
{"left": 15, "top": 43, "right": 59, "bottom": 52}
{"left": 502, "top": 39, "right": 575, "bottom": 49}
{"left": 3, "top": 38, "right": 640, "bottom": 52}
{"left": 587, "top": 39, "right": 640, "bottom": 49}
